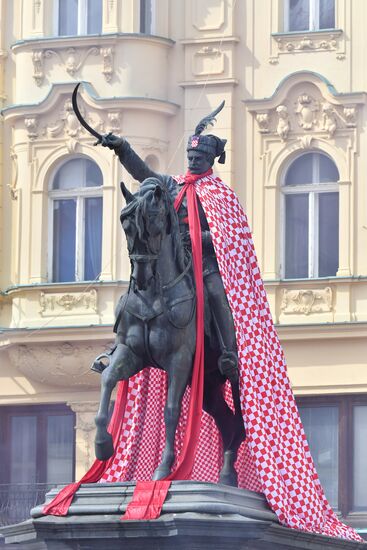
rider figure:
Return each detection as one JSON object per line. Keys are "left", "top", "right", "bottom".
{"left": 101, "top": 130, "right": 238, "bottom": 383}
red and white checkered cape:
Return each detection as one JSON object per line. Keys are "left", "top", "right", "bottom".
{"left": 100, "top": 173, "right": 362, "bottom": 542}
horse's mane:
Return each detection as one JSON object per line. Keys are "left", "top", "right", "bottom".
{"left": 129, "top": 180, "right": 187, "bottom": 272}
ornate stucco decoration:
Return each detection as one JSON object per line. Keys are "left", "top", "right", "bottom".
{"left": 280, "top": 287, "right": 333, "bottom": 315}
{"left": 107, "top": 111, "right": 121, "bottom": 133}
{"left": 295, "top": 94, "right": 318, "bottom": 130}
{"left": 276, "top": 105, "right": 290, "bottom": 140}
{"left": 343, "top": 106, "right": 357, "bottom": 128}
{"left": 8, "top": 147, "right": 19, "bottom": 200}
{"left": 192, "top": 46, "right": 225, "bottom": 76}
{"left": 253, "top": 100, "right": 358, "bottom": 141}
{"left": 31, "top": 45, "right": 114, "bottom": 86}
{"left": 7, "top": 342, "right": 110, "bottom": 388}
{"left": 248, "top": 74, "right": 363, "bottom": 143}
{"left": 68, "top": 401, "right": 99, "bottom": 471}
{"left": 298, "top": 135, "right": 314, "bottom": 149}
{"left": 100, "top": 47, "right": 114, "bottom": 82}
{"left": 41, "top": 97, "right": 104, "bottom": 151}
{"left": 39, "top": 289, "right": 97, "bottom": 317}
{"left": 255, "top": 112, "right": 270, "bottom": 134}
{"left": 322, "top": 102, "right": 338, "bottom": 138}
{"left": 269, "top": 30, "right": 345, "bottom": 64}
{"left": 24, "top": 116, "right": 39, "bottom": 140}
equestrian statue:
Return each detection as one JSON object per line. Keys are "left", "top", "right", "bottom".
{"left": 72, "top": 85, "right": 245, "bottom": 485}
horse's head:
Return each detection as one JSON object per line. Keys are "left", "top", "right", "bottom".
{"left": 120, "top": 178, "right": 172, "bottom": 291}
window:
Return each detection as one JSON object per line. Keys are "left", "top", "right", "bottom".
{"left": 297, "top": 396, "right": 367, "bottom": 520}
{"left": 285, "top": 0, "right": 335, "bottom": 32}
{"left": 140, "top": 0, "right": 155, "bottom": 34}
{"left": 49, "top": 157, "right": 103, "bottom": 283}
{"left": 282, "top": 152, "right": 339, "bottom": 279}
{"left": 57, "top": 0, "right": 102, "bottom": 36}
{"left": 0, "top": 404, "right": 75, "bottom": 525}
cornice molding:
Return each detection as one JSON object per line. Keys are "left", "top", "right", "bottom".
{"left": 244, "top": 71, "right": 367, "bottom": 110}
{"left": 180, "top": 36, "right": 240, "bottom": 45}
{"left": 179, "top": 78, "right": 238, "bottom": 88}
{"left": 1, "top": 81, "right": 180, "bottom": 120}
{"left": 11, "top": 33, "right": 175, "bottom": 53}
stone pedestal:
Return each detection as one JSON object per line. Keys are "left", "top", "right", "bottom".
{"left": 0, "top": 482, "right": 364, "bottom": 550}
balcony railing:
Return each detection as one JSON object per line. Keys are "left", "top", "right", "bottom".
{"left": 0, "top": 483, "right": 60, "bottom": 526}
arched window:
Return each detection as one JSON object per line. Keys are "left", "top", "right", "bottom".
{"left": 49, "top": 158, "right": 103, "bottom": 282}
{"left": 282, "top": 152, "right": 339, "bottom": 279}
{"left": 57, "top": 0, "right": 102, "bottom": 36}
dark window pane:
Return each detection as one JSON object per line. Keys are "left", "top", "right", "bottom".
{"left": 289, "top": 0, "right": 310, "bottom": 31}
{"left": 319, "top": 154, "right": 339, "bottom": 182}
{"left": 53, "top": 199, "right": 76, "bottom": 282}
{"left": 87, "top": 0, "right": 103, "bottom": 34}
{"left": 59, "top": 0, "right": 78, "bottom": 36}
{"left": 285, "top": 194, "right": 309, "bottom": 278}
{"left": 285, "top": 154, "right": 314, "bottom": 185}
{"left": 47, "top": 416, "right": 74, "bottom": 484}
{"left": 299, "top": 406, "right": 339, "bottom": 509}
{"left": 319, "top": 192, "right": 339, "bottom": 277}
{"left": 353, "top": 405, "right": 367, "bottom": 510}
{"left": 84, "top": 197, "right": 102, "bottom": 280}
{"left": 140, "top": 0, "right": 152, "bottom": 33}
{"left": 320, "top": 0, "right": 335, "bottom": 29}
{"left": 86, "top": 161, "right": 103, "bottom": 187}
{"left": 10, "top": 416, "right": 37, "bottom": 484}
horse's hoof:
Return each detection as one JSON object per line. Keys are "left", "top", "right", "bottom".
{"left": 219, "top": 471, "right": 238, "bottom": 487}
{"left": 95, "top": 434, "right": 114, "bottom": 461}
{"left": 152, "top": 465, "right": 171, "bottom": 480}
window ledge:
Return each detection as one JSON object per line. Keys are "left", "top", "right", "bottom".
{"left": 270, "top": 29, "right": 345, "bottom": 62}
{"left": 272, "top": 28, "right": 343, "bottom": 39}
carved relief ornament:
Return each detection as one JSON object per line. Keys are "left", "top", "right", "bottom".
{"left": 295, "top": 94, "right": 318, "bottom": 130}
{"left": 281, "top": 287, "right": 332, "bottom": 315}
{"left": 39, "top": 289, "right": 97, "bottom": 316}
{"left": 253, "top": 99, "right": 358, "bottom": 141}
{"left": 7, "top": 342, "right": 109, "bottom": 388}
{"left": 269, "top": 30, "right": 345, "bottom": 64}
{"left": 32, "top": 46, "right": 114, "bottom": 86}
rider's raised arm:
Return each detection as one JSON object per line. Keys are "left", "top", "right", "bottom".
{"left": 101, "top": 134, "right": 159, "bottom": 183}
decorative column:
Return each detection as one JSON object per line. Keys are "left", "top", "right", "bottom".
{"left": 68, "top": 401, "right": 99, "bottom": 480}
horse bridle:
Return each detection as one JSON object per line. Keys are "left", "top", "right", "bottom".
{"left": 129, "top": 253, "right": 159, "bottom": 262}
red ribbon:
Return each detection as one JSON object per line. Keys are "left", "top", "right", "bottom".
{"left": 123, "top": 169, "right": 212, "bottom": 520}
{"left": 43, "top": 380, "right": 129, "bottom": 515}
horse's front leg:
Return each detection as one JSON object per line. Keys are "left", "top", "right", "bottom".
{"left": 95, "top": 343, "right": 142, "bottom": 461}
{"left": 152, "top": 352, "right": 193, "bottom": 480}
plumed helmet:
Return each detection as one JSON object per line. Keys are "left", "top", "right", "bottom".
{"left": 187, "top": 100, "right": 227, "bottom": 164}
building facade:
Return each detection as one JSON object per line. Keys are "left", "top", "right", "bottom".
{"left": 0, "top": 0, "right": 366, "bottom": 532}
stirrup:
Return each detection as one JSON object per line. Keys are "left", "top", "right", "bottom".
{"left": 90, "top": 353, "right": 111, "bottom": 374}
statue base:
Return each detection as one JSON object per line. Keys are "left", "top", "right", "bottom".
{"left": 0, "top": 481, "right": 364, "bottom": 549}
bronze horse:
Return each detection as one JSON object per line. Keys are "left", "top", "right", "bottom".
{"left": 94, "top": 178, "right": 245, "bottom": 484}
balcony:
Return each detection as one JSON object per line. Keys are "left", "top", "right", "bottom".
{"left": 0, "top": 483, "right": 59, "bottom": 527}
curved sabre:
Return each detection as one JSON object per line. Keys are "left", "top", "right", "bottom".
{"left": 72, "top": 83, "right": 103, "bottom": 143}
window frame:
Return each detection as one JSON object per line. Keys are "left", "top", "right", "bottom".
{"left": 0, "top": 404, "right": 76, "bottom": 486}
{"left": 296, "top": 395, "right": 367, "bottom": 522}
{"left": 284, "top": 0, "right": 336, "bottom": 33}
{"left": 54, "top": 0, "right": 103, "bottom": 37}
{"left": 48, "top": 156, "right": 103, "bottom": 283}
{"left": 281, "top": 151, "right": 339, "bottom": 279}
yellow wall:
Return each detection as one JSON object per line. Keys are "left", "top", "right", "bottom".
{"left": 0, "top": 0, "right": 366, "bottom": 476}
